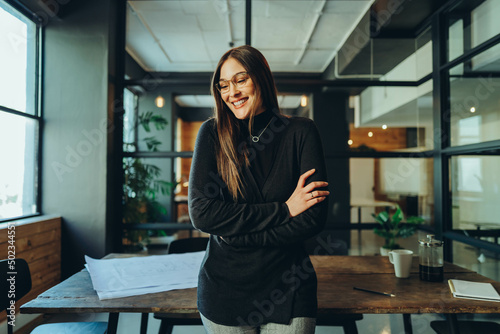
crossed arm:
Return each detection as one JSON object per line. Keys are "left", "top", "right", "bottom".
{"left": 188, "top": 120, "right": 328, "bottom": 247}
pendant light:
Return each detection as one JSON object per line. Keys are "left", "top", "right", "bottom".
{"left": 155, "top": 95, "right": 165, "bottom": 108}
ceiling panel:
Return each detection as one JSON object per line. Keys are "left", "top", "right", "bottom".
{"left": 129, "top": 0, "right": 183, "bottom": 12}
{"left": 126, "top": 0, "right": 374, "bottom": 73}
{"left": 252, "top": 16, "right": 311, "bottom": 49}
{"left": 279, "top": 95, "right": 302, "bottom": 109}
{"left": 296, "top": 49, "right": 336, "bottom": 72}
{"left": 323, "top": 0, "right": 372, "bottom": 14}
{"left": 257, "top": 49, "right": 299, "bottom": 70}
{"left": 126, "top": 7, "right": 168, "bottom": 71}
{"left": 175, "top": 95, "right": 215, "bottom": 108}
{"left": 159, "top": 34, "right": 210, "bottom": 62}
{"left": 309, "top": 13, "right": 356, "bottom": 49}
{"left": 146, "top": 13, "right": 201, "bottom": 34}
{"left": 256, "top": 0, "right": 326, "bottom": 17}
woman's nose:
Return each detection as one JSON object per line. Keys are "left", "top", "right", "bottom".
{"left": 228, "top": 82, "right": 240, "bottom": 96}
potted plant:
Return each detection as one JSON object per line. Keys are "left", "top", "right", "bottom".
{"left": 372, "top": 205, "right": 424, "bottom": 255}
{"left": 122, "top": 111, "right": 176, "bottom": 250}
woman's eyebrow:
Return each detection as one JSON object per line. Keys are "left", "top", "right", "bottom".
{"left": 219, "top": 71, "right": 245, "bottom": 81}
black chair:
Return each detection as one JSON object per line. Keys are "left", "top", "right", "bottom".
{"left": 167, "top": 237, "right": 209, "bottom": 254}
{"left": 153, "top": 237, "right": 209, "bottom": 334}
{"left": 430, "top": 320, "right": 500, "bottom": 334}
{"left": 1, "top": 258, "right": 107, "bottom": 334}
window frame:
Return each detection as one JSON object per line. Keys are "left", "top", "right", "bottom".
{"left": 0, "top": 0, "right": 43, "bottom": 223}
{"left": 436, "top": 0, "right": 500, "bottom": 259}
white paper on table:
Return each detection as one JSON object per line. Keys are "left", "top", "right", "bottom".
{"left": 95, "top": 281, "right": 199, "bottom": 300}
{"left": 84, "top": 251, "right": 205, "bottom": 300}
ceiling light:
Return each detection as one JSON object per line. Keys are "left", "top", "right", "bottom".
{"left": 300, "top": 95, "right": 308, "bottom": 107}
{"left": 382, "top": 124, "right": 387, "bottom": 130}
{"left": 368, "top": 132, "right": 373, "bottom": 137}
{"left": 470, "top": 107, "right": 476, "bottom": 113}
{"left": 155, "top": 95, "right": 165, "bottom": 108}
{"left": 348, "top": 139, "right": 353, "bottom": 145}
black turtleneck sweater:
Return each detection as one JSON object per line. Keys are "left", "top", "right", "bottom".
{"left": 241, "top": 110, "right": 278, "bottom": 190}
{"left": 189, "top": 109, "right": 328, "bottom": 326}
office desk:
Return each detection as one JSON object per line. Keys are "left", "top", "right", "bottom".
{"left": 21, "top": 256, "right": 500, "bottom": 334}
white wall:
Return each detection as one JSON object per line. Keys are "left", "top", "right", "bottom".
{"left": 42, "top": 0, "right": 114, "bottom": 277}
{"left": 350, "top": 158, "right": 375, "bottom": 223}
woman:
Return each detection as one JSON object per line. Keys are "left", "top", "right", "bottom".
{"left": 189, "top": 45, "right": 329, "bottom": 333}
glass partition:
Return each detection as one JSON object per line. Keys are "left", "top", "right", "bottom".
{"left": 350, "top": 157, "right": 434, "bottom": 225}
{"left": 447, "top": 0, "right": 500, "bottom": 62}
{"left": 449, "top": 63, "right": 500, "bottom": 146}
{"left": 354, "top": 80, "right": 433, "bottom": 152}
{"left": 451, "top": 155, "right": 500, "bottom": 241}
{"left": 123, "top": 157, "right": 174, "bottom": 223}
{"left": 123, "top": 89, "right": 173, "bottom": 153}
{"left": 451, "top": 240, "right": 500, "bottom": 281}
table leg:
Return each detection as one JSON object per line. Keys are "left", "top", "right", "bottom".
{"left": 357, "top": 206, "right": 362, "bottom": 254}
{"left": 445, "top": 314, "right": 460, "bottom": 334}
{"left": 108, "top": 312, "right": 119, "bottom": 334}
{"left": 403, "top": 314, "right": 413, "bottom": 334}
{"left": 140, "top": 313, "right": 149, "bottom": 334}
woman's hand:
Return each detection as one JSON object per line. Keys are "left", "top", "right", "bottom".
{"left": 285, "top": 169, "right": 329, "bottom": 218}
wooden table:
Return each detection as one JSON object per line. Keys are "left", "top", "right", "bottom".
{"left": 20, "top": 256, "right": 500, "bottom": 334}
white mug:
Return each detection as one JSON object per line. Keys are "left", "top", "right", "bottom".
{"left": 389, "top": 249, "right": 413, "bottom": 278}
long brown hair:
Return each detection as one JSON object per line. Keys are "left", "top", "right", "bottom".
{"left": 211, "top": 45, "right": 280, "bottom": 201}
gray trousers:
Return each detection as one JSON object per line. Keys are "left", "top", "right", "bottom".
{"left": 200, "top": 313, "right": 316, "bottom": 334}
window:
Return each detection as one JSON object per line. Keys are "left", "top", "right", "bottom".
{"left": 0, "top": 1, "right": 41, "bottom": 221}
{"left": 442, "top": 0, "right": 500, "bottom": 257}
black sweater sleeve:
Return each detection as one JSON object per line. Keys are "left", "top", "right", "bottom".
{"left": 222, "top": 121, "right": 328, "bottom": 247}
{"left": 188, "top": 120, "right": 291, "bottom": 237}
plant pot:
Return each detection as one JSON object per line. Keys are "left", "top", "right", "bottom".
{"left": 148, "top": 235, "right": 175, "bottom": 246}
{"left": 380, "top": 247, "right": 391, "bottom": 256}
{"left": 380, "top": 245, "right": 402, "bottom": 256}
{"left": 122, "top": 243, "right": 146, "bottom": 253}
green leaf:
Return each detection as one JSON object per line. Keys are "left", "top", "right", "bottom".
{"left": 151, "top": 115, "right": 168, "bottom": 130}
{"left": 139, "top": 111, "right": 168, "bottom": 133}
{"left": 373, "top": 227, "right": 385, "bottom": 237}
{"left": 391, "top": 206, "right": 403, "bottom": 226}
{"left": 406, "top": 216, "right": 425, "bottom": 224}
{"left": 374, "top": 227, "right": 391, "bottom": 239}
{"left": 372, "top": 211, "right": 389, "bottom": 224}
{"left": 139, "top": 111, "right": 153, "bottom": 132}
{"left": 144, "top": 137, "right": 161, "bottom": 151}
{"left": 396, "top": 224, "right": 417, "bottom": 238}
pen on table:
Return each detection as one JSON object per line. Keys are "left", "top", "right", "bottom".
{"left": 353, "top": 287, "right": 396, "bottom": 297}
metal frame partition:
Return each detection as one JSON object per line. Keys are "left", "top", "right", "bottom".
{"left": 433, "top": 0, "right": 500, "bottom": 261}
{"left": 322, "top": 0, "right": 500, "bottom": 261}
{"left": 116, "top": 0, "right": 500, "bottom": 260}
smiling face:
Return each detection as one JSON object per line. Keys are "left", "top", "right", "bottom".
{"left": 219, "top": 57, "right": 264, "bottom": 120}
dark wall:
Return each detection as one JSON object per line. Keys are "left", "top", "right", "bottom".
{"left": 42, "top": 0, "right": 116, "bottom": 278}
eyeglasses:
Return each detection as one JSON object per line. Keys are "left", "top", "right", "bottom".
{"left": 216, "top": 72, "right": 250, "bottom": 93}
